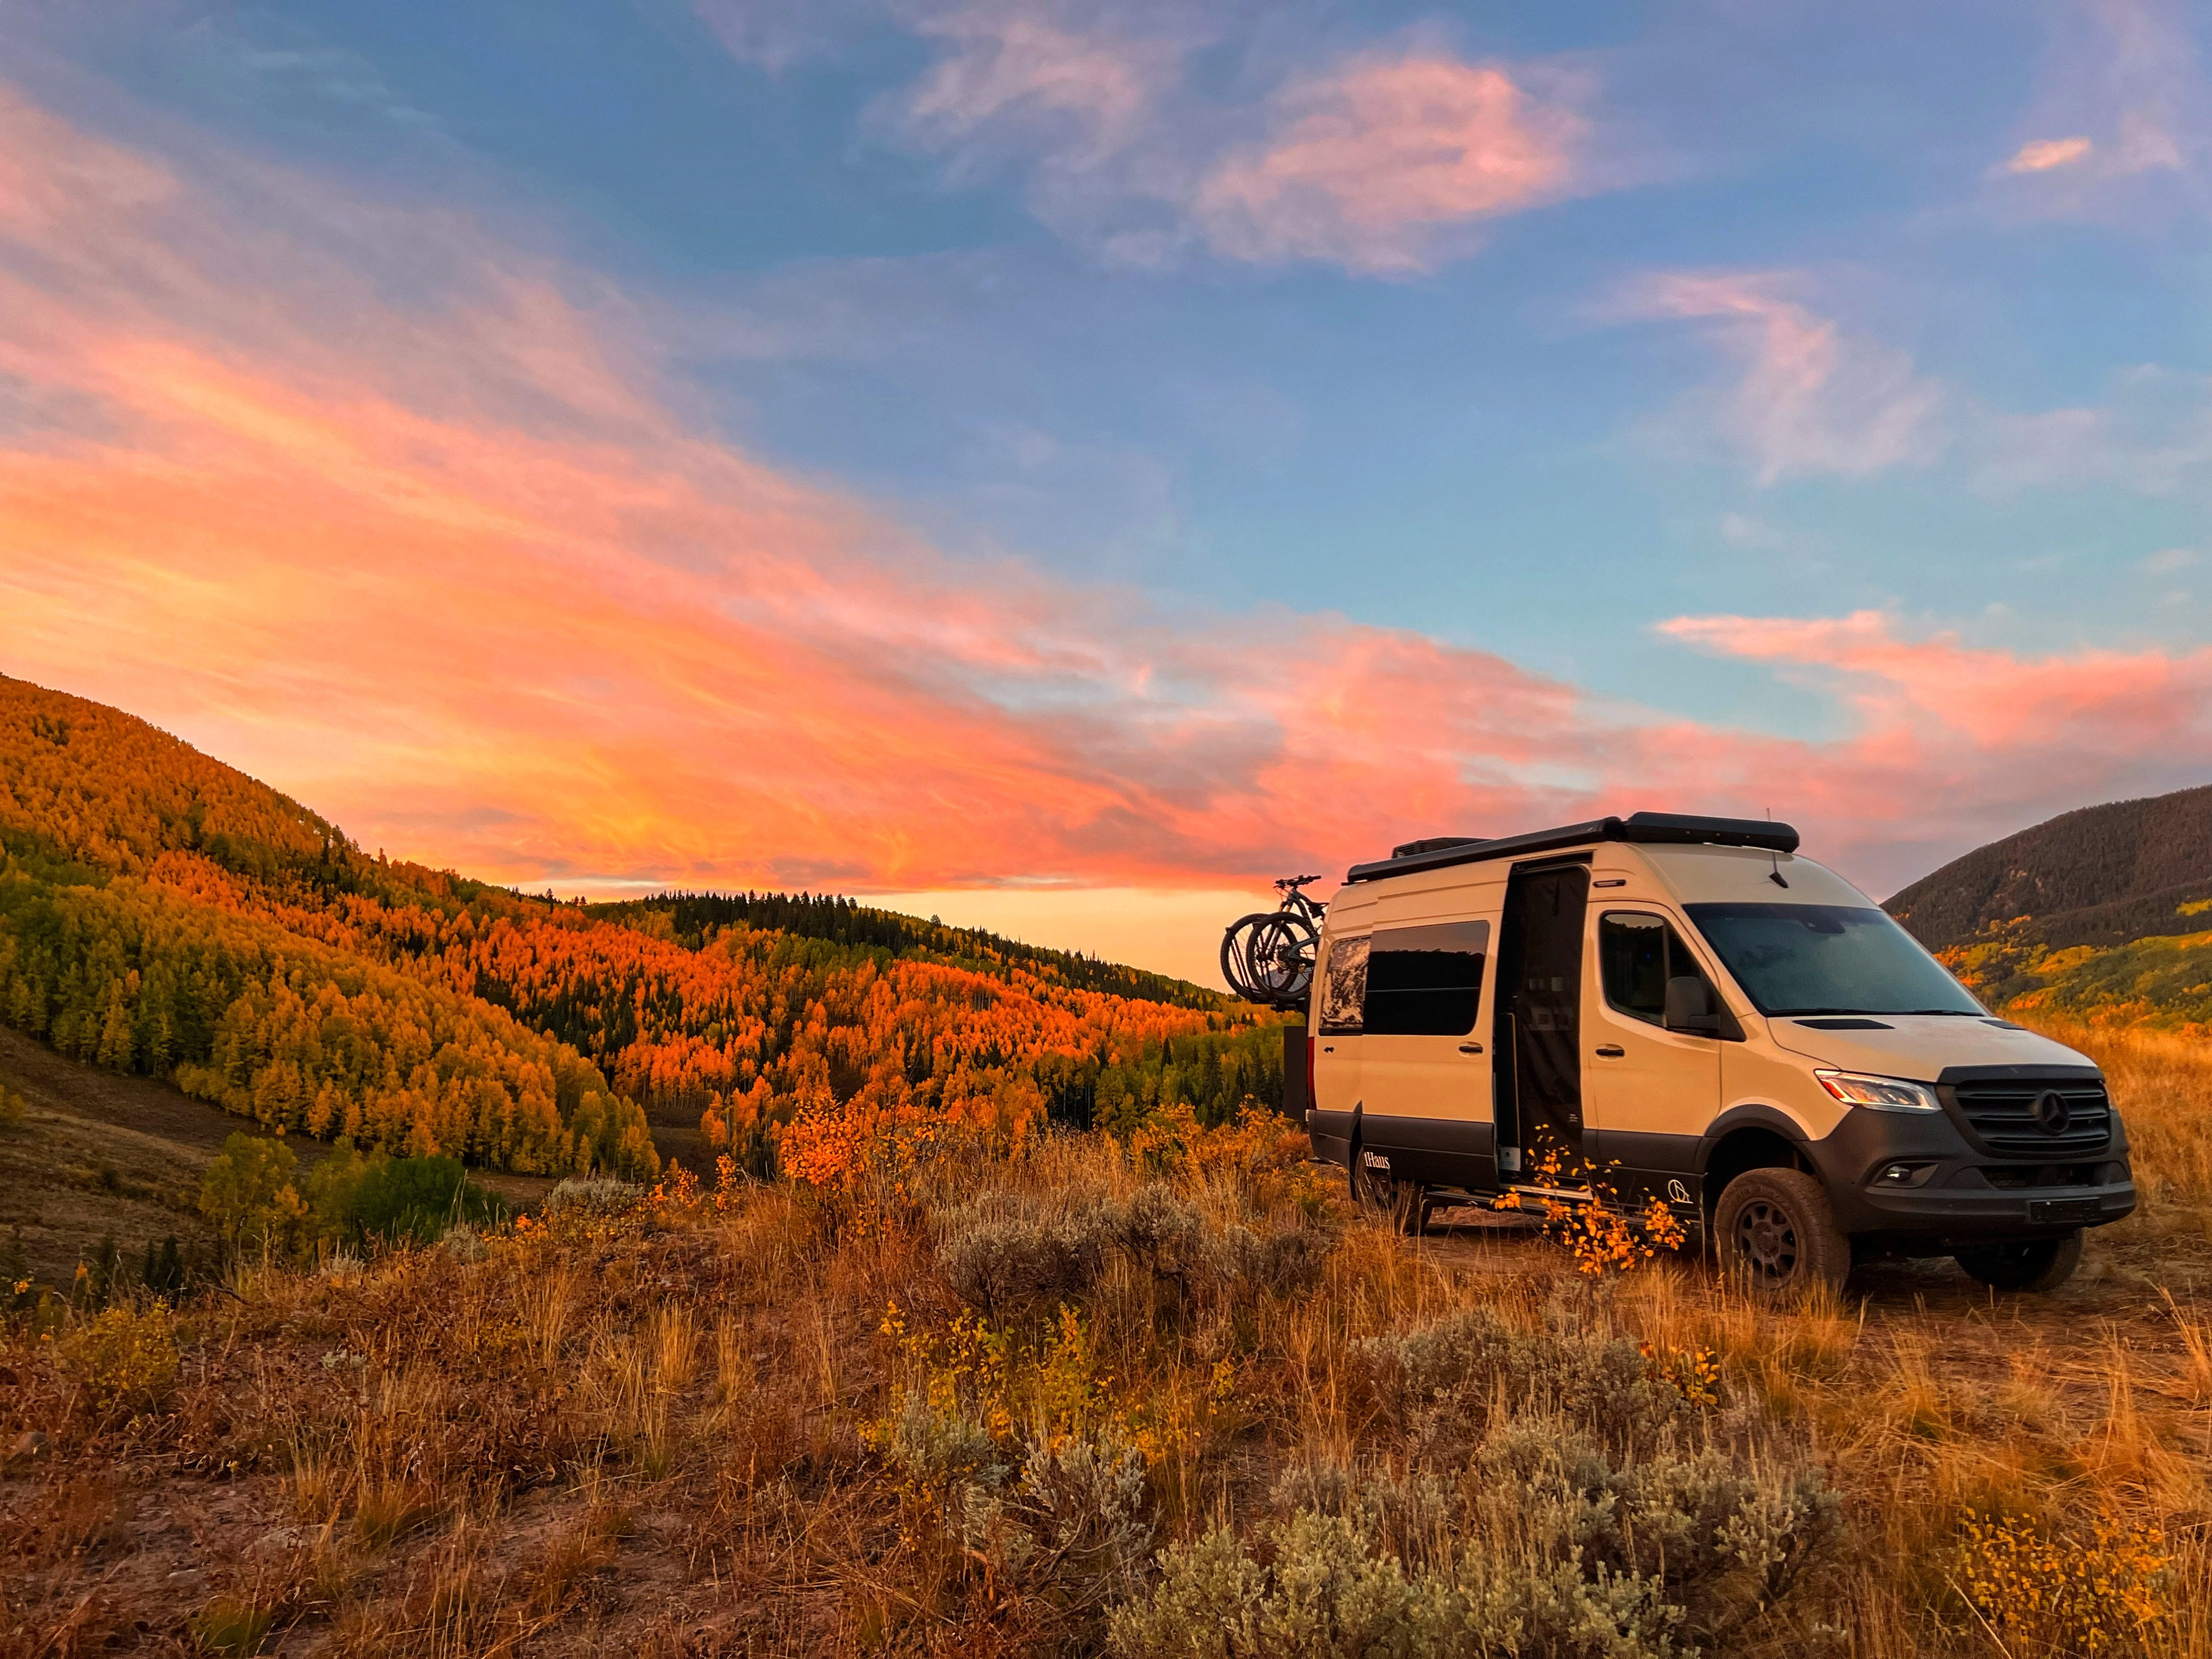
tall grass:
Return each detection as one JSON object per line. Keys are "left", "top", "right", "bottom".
{"left": 2, "top": 1057, "right": 2206, "bottom": 1656}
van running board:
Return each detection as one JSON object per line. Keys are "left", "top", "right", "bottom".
{"left": 1506, "top": 1183, "right": 1601, "bottom": 1204}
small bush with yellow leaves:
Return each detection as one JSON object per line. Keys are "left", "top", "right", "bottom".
{"left": 53, "top": 1301, "right": 180, "bottom": 1411}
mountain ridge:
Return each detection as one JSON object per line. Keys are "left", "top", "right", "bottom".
{"left": 0, "top": 674, "right": 1272, "bottom": 1181}
{"left": 1884, "top": 781, "right": 2212, "bottom": 1027}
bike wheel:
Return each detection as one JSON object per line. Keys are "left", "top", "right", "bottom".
{"left": 1248, "top": 911, "right": 1319, "bottom": 1004}
{"left": 1219, "top": 912, "right": 1282, "bottom": 1003}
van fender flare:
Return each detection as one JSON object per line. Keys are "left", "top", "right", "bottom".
{"left": 1695, "top": 1104, "right": 1825, "bottom": 1203}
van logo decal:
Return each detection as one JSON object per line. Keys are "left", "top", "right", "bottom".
{"left": 1363, "top": 1151, "right": 1391, "bottom": 1171}
{"left": 1666, "top": 1179, "right": 1689, "bottom": 1204}
{"left": 2034, "top": 1089, "right": 2072, "bottom": 1135}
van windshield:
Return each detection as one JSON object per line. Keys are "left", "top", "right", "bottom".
{"left": 1682, "top": 902, "right": 1983, "bottom": 1018}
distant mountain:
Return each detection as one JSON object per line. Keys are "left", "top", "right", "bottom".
{"left": 1887, "top": 785, "right": 2212, "bottom": 953}
{"left": 1886, "top": 784, "right": 2212, "bottom": 1026}
{"left": 0, "top": 675, "right": 1264, "bottom": 1180}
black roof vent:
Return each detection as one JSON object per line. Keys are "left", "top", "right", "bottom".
{"left": 1390, "top": 836, "right": 1485, "bottom": 859}
{"left": 1347, "top": 811, "right": 1800, "bottom": 884}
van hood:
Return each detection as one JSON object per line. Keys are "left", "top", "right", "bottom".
{"left": 1765, "top": 1015, "right": 2094, "bottom": 1082}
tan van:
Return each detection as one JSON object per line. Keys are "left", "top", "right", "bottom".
{"left": 1301, "top": 812, "right": 2134, "bottom": 1298}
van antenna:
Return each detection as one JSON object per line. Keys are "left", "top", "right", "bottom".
{"left": 1765, "top": 806, "right": 1788, "bottom": 888}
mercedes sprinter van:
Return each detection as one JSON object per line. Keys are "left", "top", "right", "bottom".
{"left": 1302, "top": 812, "right": 2135, "bottom": 1298}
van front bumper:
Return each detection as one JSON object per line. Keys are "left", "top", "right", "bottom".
{"left": 1808, "top": 1103, "right": 2135, "bottom": 1249}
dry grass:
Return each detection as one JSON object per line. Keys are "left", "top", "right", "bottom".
{"left": 0, "top": 1046, "right": 2206, "bottom": 1656}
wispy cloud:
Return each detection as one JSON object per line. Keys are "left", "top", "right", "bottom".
{"left": 1611, "top": 272, "right": 1945, "bottom": 483}
{"left": 1976, "top": 364, "right": 2212, "bottom": 497}
{"left": 866, "top": 6, "right": 1597, "bottom": 274}
{"left": 1192, "top": 53, "right": 1587, "bottom": 274}
{"left": 1993, "top": 0, "right": 2203, "bottom": 209}
{"left": 5, "top": 83, "right": 2210, "bottom": 938}
{"left": 2001, "top": 134, "right": 2095, "bottom": 173}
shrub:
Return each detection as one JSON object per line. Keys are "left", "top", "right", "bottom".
{"left": 936, "top": 1182, "right": 1334, "bottom": 1322}
{"left": 0, "top": 1081, "right": 25, "bottom": 1129}
{"left": 541, "top": 1175, "right": 643, "bottom": 1218}
{"left": 1358, "top": 1302, "right": 1695, "bottom": 1466}
{"left": 939, "top": 1202, "right": 1115, "bottom": 1317}
{"left": 1955, "top": 1509, "right": 2173, "bottom": 1657}
{"left": 53, "top": 1301, "right": 180, "bottom": 1411}
{"left": 302, "top": 1142, "right": 503, "bottom": 1249}
{"left": 1112, "top": 1442, "right": 1837, "bottom": 1659}
{"left": 879, "top": 1381, "right": 1153, "bottom": 1636}
{"left": 198, "top": 1133, "right": 305, "bottom": 1254}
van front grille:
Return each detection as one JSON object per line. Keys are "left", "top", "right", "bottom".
{"left": 1946, "top": 1076, "right": 2112, "bottom": 1158}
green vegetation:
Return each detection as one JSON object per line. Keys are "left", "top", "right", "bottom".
{"left": 196, "top": 1131, "right": 502, "bottom": 1259}
{"left": 0, "top": 675, "right": 1266, "bottom": 1196}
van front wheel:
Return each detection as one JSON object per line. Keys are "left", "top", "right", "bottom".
{"left": 1955, "top": 1230, "right": 2083, "bottom": 1293}
{"left": 1714, "top": 1168, "right": 1850, "bottom": 1300}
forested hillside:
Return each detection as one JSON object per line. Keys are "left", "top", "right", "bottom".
{"left": 1887, "top": 784, "right": 2212, "bottom": 951}
{"left": 0, "top": 676, "right": 1277, "bottom": 1178}
{"left": 1885, "top": 781, "right": 2212, "bottom": 1029}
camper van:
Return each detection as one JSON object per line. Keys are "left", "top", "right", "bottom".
{"left": 1300, "top": 812, "right": 2135, "bottom": 1298}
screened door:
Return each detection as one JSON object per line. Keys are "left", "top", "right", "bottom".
{"left": 1496, "top": 864, "right": 1590, "bottom": 1167}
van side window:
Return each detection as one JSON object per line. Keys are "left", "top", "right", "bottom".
{"left": 1317, "top": 935, "right": 1370, "bottom": 1034}
{"left": 1363, "top": 920, "right": 1489, "bottom": 1036}
{"left": 1599, "top": 912, "right": 1713, "bottom": 1025}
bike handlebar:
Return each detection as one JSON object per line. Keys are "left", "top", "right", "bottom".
{"left": 1275, "top": 874, "right": 1322, "bottom": 891}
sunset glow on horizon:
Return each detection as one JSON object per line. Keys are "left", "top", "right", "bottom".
{"left": 6, "top": 3, "right": 2212, "bottom": 985}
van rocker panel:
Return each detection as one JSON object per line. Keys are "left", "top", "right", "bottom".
{"left": 1350, "top": 1110, "right": 1496, "bottom": 1190}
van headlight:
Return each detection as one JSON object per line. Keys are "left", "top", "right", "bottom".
{"left": 1815, "top": 1070, "right": 1942, "bottom": 1113}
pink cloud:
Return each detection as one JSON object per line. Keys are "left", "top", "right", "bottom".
{"left": 2003, "top": 135, "right": 2095, "bottom": 173}
{"left": 1615, "top": 272, "right": 1944, "bottom": 483}
{"left": 4, "top": 84, "right": 2211, "bottom": 981}
{"left": 1194, "top": 54, "right": 1585, "bottom": 273}
{"left": 1992, "top": 0, "right": 2201, "bottom": 215}
{"left": 901, "top": 3, "right": 1174, "bottom": 155}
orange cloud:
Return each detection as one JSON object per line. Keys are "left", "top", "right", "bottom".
{"left": 4, "top": 85, "right": 2212, "bottom": 982}
{"left": 1195, "top": 54, "right": 1585, "bottom": 273}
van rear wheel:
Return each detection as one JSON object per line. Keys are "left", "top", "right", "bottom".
{"left": 1352, "top": 1149, "right": 1427, "bottom": 1236}
{"left": 1714, "top": 1168, "right": 1850, "bottom": 1301}
{"left": 1955, "top": 1230, "right": 2083, "bottom": 1293}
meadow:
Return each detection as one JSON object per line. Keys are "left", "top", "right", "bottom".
{"left": 2, "top": 1010, "right": 2206, "bottom": 1658}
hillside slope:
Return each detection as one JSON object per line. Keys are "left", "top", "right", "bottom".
{"left": 1886, "top": 784, "right": 2212, "bottom": 952}
{"left": 1885, "top": 781, "right": 2212, "bottom": 1026}
{"left": 0, "top": 676, "right": 1274, "bottom": 1182}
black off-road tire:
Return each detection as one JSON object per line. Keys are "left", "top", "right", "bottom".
{"left": 1955, "top": 1229, "right": 2084, "bottom": 1293}
{"left": 1714, "top": 1167, "right": 1851, "bottom": 1300}
{"left": 1351, "top": 1145, "right": 1428, "bottom": 1236}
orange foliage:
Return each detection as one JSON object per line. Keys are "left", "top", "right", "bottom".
{"left": 0, "top": 674, "right": 1270, "bottom": 1181}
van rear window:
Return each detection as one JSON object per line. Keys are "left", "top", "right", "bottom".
{"left": 1317, "top": 935, "right": 1369, "bottom": 1034}
{"left": 1683, "top": 902, "right": 1981, "bottom": 1018}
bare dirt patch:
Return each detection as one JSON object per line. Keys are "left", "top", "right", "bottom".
{"left": 0, "top": 1029, "right": 564, "bottom": 1290}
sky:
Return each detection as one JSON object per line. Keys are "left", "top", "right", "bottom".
{"left": 3, "top": 0, "right": 2212, "bottom": 985}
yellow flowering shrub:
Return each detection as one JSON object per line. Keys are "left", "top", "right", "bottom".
{"left": 53, "top": 1301, "right": 180, "bottom": 1410}
{"left": 1955, "top": 1509, "right": 2173, "bottom": 1656}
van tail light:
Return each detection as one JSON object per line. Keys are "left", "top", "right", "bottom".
{"left": 1305, "top": 1022, "right": 1316, "bottom": 1113}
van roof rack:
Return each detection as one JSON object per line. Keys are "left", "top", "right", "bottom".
{"left": 1347, "top": 811, "right": 1799, "bottom": 884}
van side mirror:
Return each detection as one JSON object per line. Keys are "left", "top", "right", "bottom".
{"left": 1664, "top": 975, "right": 1720, "bottom": 1035}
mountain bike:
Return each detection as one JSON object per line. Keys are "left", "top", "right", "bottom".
{"left": 1221, "top": 875, "right": 1326, "bottom": 1007}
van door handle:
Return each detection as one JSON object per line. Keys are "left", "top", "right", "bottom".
{"left": 1459, "top": 1043, "right": 1483, "bottom": 1054}
{"left": 1594, "top": 1044, "right": 1625, "bottom": 1058}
